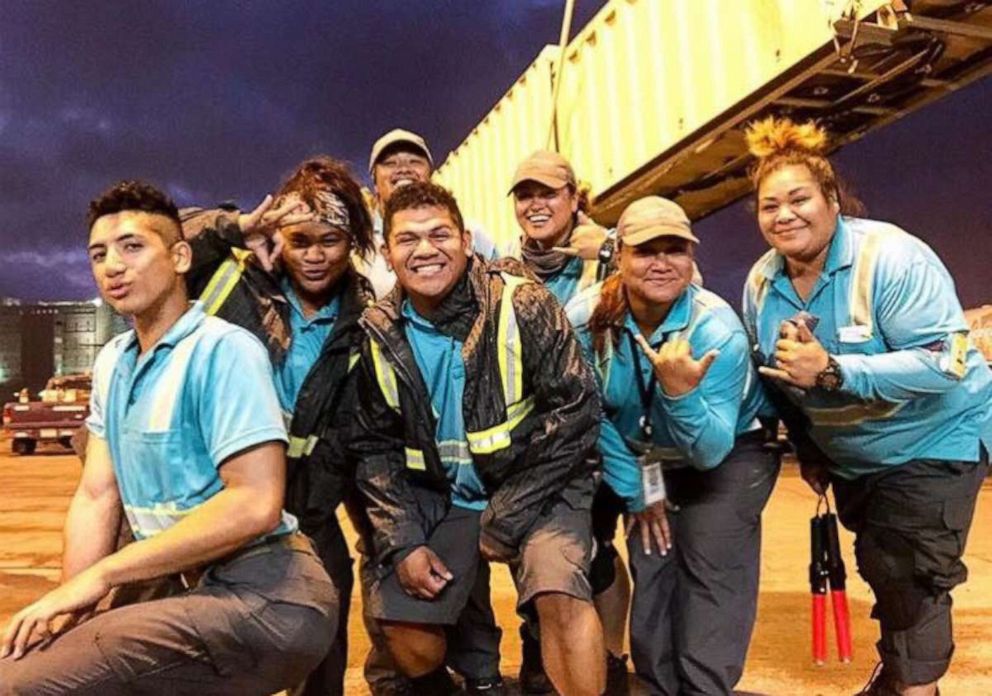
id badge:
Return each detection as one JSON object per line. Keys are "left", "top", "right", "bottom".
{"left": 639, "top": 452, "right": 667, "bottom": 506}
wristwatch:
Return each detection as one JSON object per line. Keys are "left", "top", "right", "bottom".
{"left": 598, "top": 237, "right": 615, "bottom": 265}
{"left": 815, "top": 355, "right": 844, "bottom": 391}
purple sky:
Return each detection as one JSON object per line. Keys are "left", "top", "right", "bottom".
{"left": 1, "top": 1, "right": 988, "bottom": 308}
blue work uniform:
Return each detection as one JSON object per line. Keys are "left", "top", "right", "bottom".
{"left": 567, "top": 281, "right": 780, "bottom": 695}
{"left": 567, "top": 282, "right": 766, "bottom": 511}
{"left": 742, "top": 216, "right": 992, "bottom": 479}
{"left": 402, "top": 300, "right": 488, "bottom": 510}
{"left": 87, "top": 301, "right": 296, "bottom": 541}
{"left": 273, "top": 278, "right": 339, "bottom": 414}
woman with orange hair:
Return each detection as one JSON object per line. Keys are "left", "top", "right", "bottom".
{"left": 742, "top": 117, "right": 991, "bottom": 695}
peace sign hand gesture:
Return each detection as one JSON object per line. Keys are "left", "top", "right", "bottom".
{"left": 237, "top": 195, "right": 313, "bottom": 271}
{"left": 635, "top": 335, "right": 719, "bottom": 398}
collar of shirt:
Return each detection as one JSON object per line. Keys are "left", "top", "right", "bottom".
{"left": 121, "top": 300, "right": 207, "bottom": 358}
{"left": 621, "top": 286, "right": 692, "bottom": 346}
{"left": 760, "top": 217, "right": 855, "bottom": 283}
{"left": 400, "top": 298, "right": 441, "bottom": 333}
{"left": 280, "top": 277, "right": 340, "bottom": 327}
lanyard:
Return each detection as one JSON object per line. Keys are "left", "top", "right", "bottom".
{"left": 626, "top": 331, "right": 657, "bottom": 440}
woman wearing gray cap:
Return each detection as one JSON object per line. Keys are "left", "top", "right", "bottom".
{"left": 566, "top": 196, "right": 780, "bottom": 695}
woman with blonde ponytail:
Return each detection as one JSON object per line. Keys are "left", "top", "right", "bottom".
{"left": 742, "top": 116, "right": 992, "bottom": 695}
{"left": 566, "top": 196, "right": 779, "bottom": 695}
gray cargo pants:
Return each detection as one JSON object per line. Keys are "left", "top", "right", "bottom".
{"left": 0, "top": 533, "right": 337, "bottom": 696}
{"left": 627, "top": 435, "right": 779, "bottom": 695}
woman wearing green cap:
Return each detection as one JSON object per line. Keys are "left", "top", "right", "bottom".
{"left": 566, "top": 196, "right": 780, "bottom": 695}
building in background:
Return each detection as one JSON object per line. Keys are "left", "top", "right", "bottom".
{"left": 0, "top": 298, "right": 129, "bottom": 397}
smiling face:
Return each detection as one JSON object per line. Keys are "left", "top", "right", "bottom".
{"left": 619, "top": 236, "right": 695, "bottom": 313}
{"left": 757, "top": 163, "right": 839, "bottom": 263}
{"left": 373, "top": 145, "right": 433, "bottom": 206}
{"left": 512, "top": 180, "right": 578, "bottom": 248}
{"left": 385, "top": 204, "right": 471, "bottom": 313}
{"left": 87, "top": 211, "right": 190, "bottom": 318}
{"left": 279, "top": 219, "right": 351, "bottom": 308}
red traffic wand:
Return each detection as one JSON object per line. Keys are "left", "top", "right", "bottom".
{"left": 809, "top": 512, "right": 829, "bottom": 664}
{"left": 824, "top": 508, "right": 853, "bottom": 662}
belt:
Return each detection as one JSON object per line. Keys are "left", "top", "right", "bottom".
{"left": 178, "top": 532, "right": 310, "bottom": 589}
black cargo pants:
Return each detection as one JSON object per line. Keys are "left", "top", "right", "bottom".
{"left": 832, "top": 448, "right": 988, "bottom": 686}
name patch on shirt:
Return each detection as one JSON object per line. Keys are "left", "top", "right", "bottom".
{"left": 838, "top": 325, "right": 873, "bottom": 343}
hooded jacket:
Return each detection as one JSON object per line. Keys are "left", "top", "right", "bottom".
{"left": 351, "top": 257, "right": 601, "bottom": 567}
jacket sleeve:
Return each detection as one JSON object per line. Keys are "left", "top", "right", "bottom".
{"left": 183, "top": 210, "right": 247, "bottom": 297}
{"left": 480, "top": 281, "right": 601, "bottom": 553}
{"left": 835, "top": 246, "right": 973, "bottom": 402}
{"left": 348, "top": 340, "right": 427, "bottom": 564}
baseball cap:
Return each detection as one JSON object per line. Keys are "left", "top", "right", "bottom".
{"left": 617, "top": 196, "right": 699, "bottom": 246}
{"left": 508, "top": 150, "right": 576, "bottom": 194}
{"left": 369, "top": 129, "right": 434, "bottom": 174}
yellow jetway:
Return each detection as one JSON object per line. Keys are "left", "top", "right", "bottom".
{"left": 435, "top": 0, "right": 992, "bottom": 248}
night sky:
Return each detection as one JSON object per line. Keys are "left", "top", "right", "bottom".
{"left": 1, "top": 1, "right": 989, "bottom": 309}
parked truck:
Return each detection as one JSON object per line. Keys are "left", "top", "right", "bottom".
{"left": 2, "top": 373, "right": 91, "bottom": 455}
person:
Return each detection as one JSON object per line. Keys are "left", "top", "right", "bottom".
{"left": 351, "top": 181, "right": 606, "bottom": 696}
{"left": 741, "top": 117, "right": 992, "bottom": 696}
{"left": 509, "top": 150, "right": 613, "bottom": 305}
{"left": 508, "top": 149, "right": 628, "bottom": 692}
{"left": 180, "top": 156, "right": 375, "bottom": 696}
{"left": 359, "top": 128, "right": 501, "bottom": 298}
{"left": 566, "top": 196, "right": 780, "bottom": 694}
{"left": 0, "top": 181, "right": 337, "bottom": 695}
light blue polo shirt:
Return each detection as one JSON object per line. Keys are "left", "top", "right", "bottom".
{"left": 742, "top": 216, "right": 992, "bottom": 478}
{"left": 568, "top": 283, "right": 765, "bottom": 511}
{"left": 401, "top": 300, "right": 488, "bottom": 510}
{"left": 87, "top": 302, "right": 296, "bottom": 540}
{"left": 274, "top": 278, "right": 339, "bottom": 414}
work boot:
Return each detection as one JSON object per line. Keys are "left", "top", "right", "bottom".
{"left": 463, "top": 675, "right": 506, "bottom": 694}
{"left": 604, "top": 652, "right": 630, "bottom": 695}
{"left": 855, "top": 663, "right": 899, "bottom": 696}
{"left": 410, "top": 667, "right": 459, "bottom": 696}
{"left": 518, "top": 624, "right": 553, "bottom": 694}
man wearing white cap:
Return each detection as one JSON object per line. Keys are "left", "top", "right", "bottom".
{"left": 358, "top": 128, "right": 501, "bottom": 298}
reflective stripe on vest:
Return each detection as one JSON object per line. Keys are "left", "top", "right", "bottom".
{"left": 145, "top": 333, "right": 200, "bottom": 432}
{"left": 805, "top": 400, "right": 904, "bottom": 426}
{"left": 367, "top": 272, "right": 535, "bottom": 469}
{"left": 201, "top": 248, "right": 252, "bottom": 316}
{"left": 287, "top": 434, "right": 319, "bottom": 458}
{"left": 848, "top": 228, "right": 895, "bottom": 336}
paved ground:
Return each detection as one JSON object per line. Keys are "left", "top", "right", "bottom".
{"left": 1, "top": 440, "right": 990, "bottom": 694}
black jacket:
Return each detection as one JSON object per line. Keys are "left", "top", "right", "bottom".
{"left": 350, "top": 257, "right": 601, "bottom": 567}
{"left": 182, "top": 209, "right": 374, "bottom": 556}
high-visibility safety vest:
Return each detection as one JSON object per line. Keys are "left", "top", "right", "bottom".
{"left": 200, "top": 247, "right": 253, "bottom": 317}
{"left": 745, "top": 225, "right": 903, "bottom": 427}
{"left": 369, "top": 273, "right": 536, "bottom": 471}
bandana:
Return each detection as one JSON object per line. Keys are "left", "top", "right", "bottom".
{"left": 520, "top": 232, "right": 572, "bottom": 282}
{"left": 278, "top": 190, "right": 351, "bottom": 231}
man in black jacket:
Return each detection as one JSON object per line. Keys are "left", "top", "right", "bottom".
{"left": 352, "top": 181, "right": 606, "bottom": 696}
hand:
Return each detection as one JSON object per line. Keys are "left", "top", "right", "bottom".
{"left": 395, "top": 546, "right": 453, "bottom": 600}
{"left": 237, "top": 195, "right": 313, "bottom": 272}
{"left": 635, "top": 335, "right": 719, "bottom": 397}
{"left": 1, "top": 566, "right": 110, "bottom": 660}
{"left": 758, "top": 321, "right": 829, "bottom": 389}
{"left": 625, "top": 500, "right": 673, "bottom": 556}
{"left": 800, "top": 459, "right": 831, "bottom": 495}
{"left": 479, "top": 532, "right": 515, "bottom": 563}
{"left": 552, "top": 212, "right": 609, "bottom": 261}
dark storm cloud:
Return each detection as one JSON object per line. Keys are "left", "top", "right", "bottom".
{"left": 0, "top": 0, "right": 607, "bottom": 300}
{"left": 0, "top": 1, "right": 987, "bottom": 307}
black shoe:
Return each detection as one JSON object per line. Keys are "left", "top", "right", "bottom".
{"left": 519, "top": 624, "right": 554, "bottom": 694}
{"left": 605, "top": 653, "right": 629, "bottom": 695}
{"left": 463, "top": 675, "right": 506, "bottom": 694}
